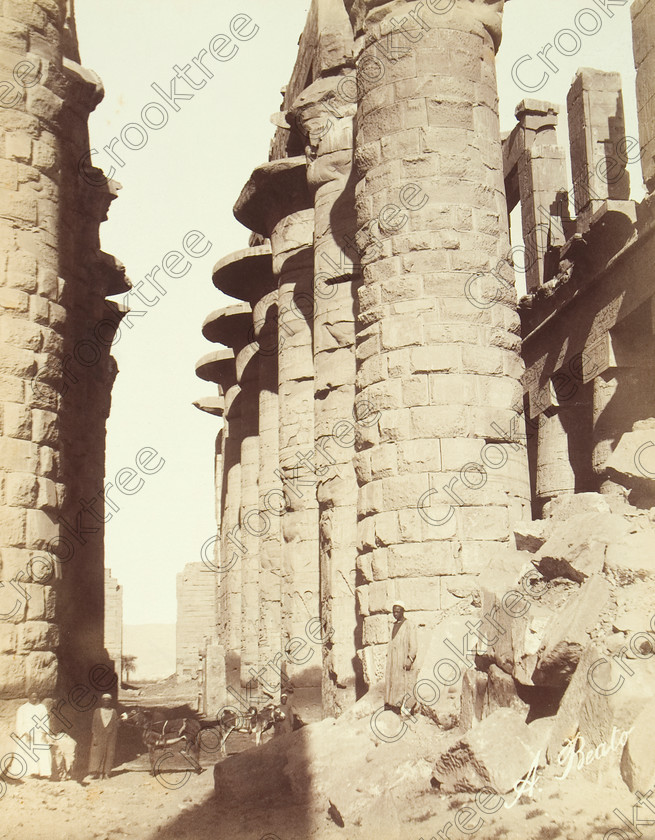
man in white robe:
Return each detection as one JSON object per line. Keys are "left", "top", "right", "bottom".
{"left": 15, "top": 692, "right": 52, "bottom": 778}
{"left": 384, "top": 601, "right": 418, "bottom": 716}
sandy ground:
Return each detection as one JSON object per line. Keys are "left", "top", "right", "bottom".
{"left": 2, "top": 679, "right": 653, "bottom": 840}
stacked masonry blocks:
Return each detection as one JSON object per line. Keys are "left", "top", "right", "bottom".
{"left": 351, "top": 4, "right": 530, "bottom": 681}
{"left": 0, "top": 0, "right": 66, "bottom": 699}
{"left": 1, "top": 0, "right": 122, "bottom": 705}
{"left": 198, "top": 0, "right": 539, "bottom": 714}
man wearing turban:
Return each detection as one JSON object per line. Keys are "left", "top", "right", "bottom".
{"left": 384, "top": 600, "right": 418, "bottom": 716}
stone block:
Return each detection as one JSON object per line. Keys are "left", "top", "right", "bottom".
{"left": 620, "top": 707, "right": 655, "bottom": 793}
{"left": 0, "top": 623, "right": 16, "bottom": 654}
{"left": 31, "top": 408, "right": 57, "bottom": 445}
{"left": 0, "top": 654, "right": 26, "bottom": 697}
{"left": 547, "top": 646, "right": 655, "bottom": 779}
{"left": 605, "top": 530, "right": 655, "bottom": 582}
{"left": 536, "top": 512, "right": 633, "bottom": 583}
{"left": 387, "top": 542, "right": 454, "bottom": 578}
{"left": 533, "top": 576, "right": 611, "bottom": 688}
{"left": 18, "top": 620, "right": 59, "bottom": 652}
{"left": 3, "top": 401, "right": 32, "bottom": 439}
{"left": 397, "top": 438, "right": 441, "bottom": 472}
{"left": 429, "top": 373, "right": 477, "bottom": 406}
{"left": 5, "top": 131, "right": 32, "bottom": 163}
{"left": 479, "top": 549, "right": 555, "bottom": 685}
{"left": 0, "top": 504, "right": 26, "bottom": 547}
{"left": 440, "top": 574, "right": 479, "bottom": 608}
{"left": 0, "top": 341, "right": 36, "bottom": 376}
{"left": 362, "top": 614, "right": 390, "bottom": 646}
{"left": 5, "top": 472, "right": 38, "bottom": 506}
{"left": 542, "top": 492, "right": 610, "bottom": 519}
{"left": 380, "top": 473, "right": 429, "bottom": 510}
{"left": 483, "top": 664, "right": 529, "bottom": 719}
{"left": 432, "top": 708, "right": 545, "bottom": 794}
{"left": 513, "top": 520, "right": 547, "bottom": 553}
{"left": 456, "top": 506, "right": 509, "bottom": 541}
{"left": 460, "top": 668, "right": 488, "bottom": 730}
{"left": 410, "top": 404, "right": 469, "bottom": 438}
{"left": 393, "top": 577, "right": 439, "bottom": 612}
{"left": 410, "top": 345, "right": 460, "bottom": 374}
{"left": 25, "top": 650, "right": 57, "bottom": 696}
{"left": 25, "top": 507, "right": 58, "bottom": 550}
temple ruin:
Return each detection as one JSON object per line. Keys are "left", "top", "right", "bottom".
{"left": 0, "top": 0, "right": 655, "bottom": 821}
{"left": 195, "top": 0, "right": 655, "bottom": 730}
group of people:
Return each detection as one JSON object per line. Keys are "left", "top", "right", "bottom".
{"left": 14, "top": 692, "right": 119, "bottom": 781}
{"left": 12, "top": 601, "right": 414, "bottom": 785}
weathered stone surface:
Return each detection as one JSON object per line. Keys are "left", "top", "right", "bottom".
{"left": 482, "top": 664, "right": 529, "bottom": 718}
{"left": 620, "top": 707, "right": 655, "bottom": 793}
{"left": 478, "top": 550, "right": 554, "bottom": 685}
{"left": 534, "top": 576, "right": 611, "bottom": 687}
{"left": 513, "top": 520, "right": 547, "bottom": 553}
{"left": 432, "top": 709, "right": 545, "bottom": 794}
{"left": 542, "top": 493, "right": 611, "bottom": 520}
{"left": 535, "top": 513, "right": 633, "bottom": 583}
{"left": 604, "top": 529, "right": 655, "bottom": 582}
{"left": 460, "top": 668, "right": 488, "bottom": 731}
{"left": 547, "top": 644, "right": 655, "bottom": 778}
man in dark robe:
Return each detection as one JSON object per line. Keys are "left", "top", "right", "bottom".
{"left": 88, "top": 694, "right": 119, "bottom": 780}
{"left": 384, "top": 600, "right": 418, "bottom": 715}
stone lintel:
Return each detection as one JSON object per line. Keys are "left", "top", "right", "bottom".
{"left": 195, "top": 349, "right": 236, "bottom": 389}
{"left": 202, "top": 302, "right": 253, "bottom": 349}
{"left": 233, "top": 157, "right": 311, "bottom": 237}
{"left": 521, "top": 217, "right": 655, "bottom": 416}
{"left": 193, "top": 396, "right": 226, "bottom": 417}
{"left": 212, "top": 245, "right": 274, "bottom": 304}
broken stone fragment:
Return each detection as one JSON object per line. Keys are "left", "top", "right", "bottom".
{"left": 482, "top": 664, "right": 529, "bottom": 718}
{"left": 542, "top": 492, "right": 611, "bottom": 520}
{"left": 620, "top": 707, "right": 655, "bottom": 793}
{"left": 513, "top": 520, "right": 547, "bottom": 553}
{"left": 432, "top": 708, "right": 546, "bottom": 794}
{"left": 533, "top": 575, "right": 611, "bottom": 687}
{"left": 604, "top": 529, "right": 655, "bottom": 583}
{"left": 535, "top": 512, "right": 633, "bottom": 582}
{"left": 547, "top": 644, "right": 655, "bottom": 780}
{"left": 460, "top": 669, "right": 488, "bottom": 731}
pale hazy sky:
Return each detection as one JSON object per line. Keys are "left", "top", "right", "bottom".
{"left": 74, "top": 1, "right": 640, "bottom": 624}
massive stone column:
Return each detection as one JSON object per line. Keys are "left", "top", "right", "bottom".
{"left": 212, "top": 246, "right": 282, "bottom": 685}
{"left": 196, "top": 349, "right": 241, "bottom": 691}
{"left": 202, "top": 305, "right": 257, "bottom": 689}
{"left": 290, "top": 78, "right": 361, "bottom": 714}
{"left": 0, "top": 0, "right": 125, "bottom": 722}
{"left": 345, "top": 0, "right": 531, "bottom": 682}
{"left": 235, "top": 161, "right": 321, "bottom": 717}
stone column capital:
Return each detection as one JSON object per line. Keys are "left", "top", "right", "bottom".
{"left": 344, "top": 0, "right": 506, "bottom": 51}
{"left": 201, "top": 302, "right": 253, "bottom": 356}
{"left": 234, "top": 157, "right": 312, "bottom": 238}
{"left": 195, "top": 348, "right": 236, "bottom": 392}
{"left": 287, "top": 77, "right": 355, "bottom": 193}
{"left": 212, "top": 245, "right": 274, "bottom": 307}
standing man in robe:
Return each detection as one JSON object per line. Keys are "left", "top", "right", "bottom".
{"left": 88, "top": 694, "right": 119, "bottom": 780}
{"left": 15, "top": 692, "right": 52, "bottom": 778}
{"left": 384, "top": 600, "right": 418, "bottom": 716}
